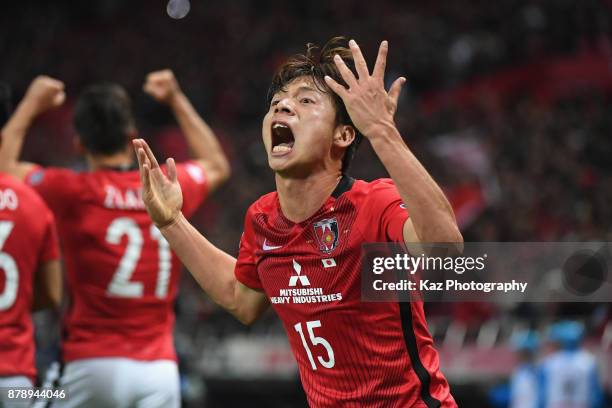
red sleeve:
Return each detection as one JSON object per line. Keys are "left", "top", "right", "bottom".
{"left": 361, "top": 179, "right": 409, "bottom": 243}
{"left": 234, "top": 205, "right": 263, "bottom": 291}
{"left": 24, "top": 165, "right": 79, "bottom": 217}
{"left": 174, "top": 161, "right": 209, "bottom": 218}
{"left": 39, "top": 206, "right": 60, "bottom": 263}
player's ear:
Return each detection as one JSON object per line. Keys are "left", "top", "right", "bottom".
{"left": 333, "top": 125, "right": 355, "bottom": 149}
{"left": 73, "top": 136, "right": 85, "bottom": 155}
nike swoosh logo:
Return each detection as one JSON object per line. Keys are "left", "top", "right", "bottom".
{"left": 262, "top": 239, "right": 282, "bottom": 251}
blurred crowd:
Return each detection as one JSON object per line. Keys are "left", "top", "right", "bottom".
{"left": 2, "top": 0, "right": 611, "bottom": 403}
{"left": 2, "top": 0, "right": 610, "bottom": 247}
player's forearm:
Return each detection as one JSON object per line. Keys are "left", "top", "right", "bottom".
{"left": 160, "top": 212, "right": 241, "bottom": 312}
{"left": 33, "top": 260, "right": 62, "bottom": 311}
{"left": 168, "top": 92, "right": 230, "bottom": 181}
{"left": 0, "top": 100, "right": 36, "bottom": 173}
{"left": 368, "top": 123, "right": 462, "bottom": 243}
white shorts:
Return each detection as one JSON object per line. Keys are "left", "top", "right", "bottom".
{"left": 38, "top": 358, "right": 180, "bottom": 408}
{"left": 0, "top": 376, "right": 33, "bottom": 408}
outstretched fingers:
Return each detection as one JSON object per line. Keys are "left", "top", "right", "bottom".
{"left": 136, "top": 147, "right": 153, "bottom": 192}
{"left": 133, "top": 139, "right": 158, "bottom": 190}
{"left": 333, "top": 54, "right": 358, "bottom": 89}
{"left": 134, "top": 138, "right": 160, "bottom": 169}
{"left": 348, "top": 39, "right": 370, "bottom": 80}
{"left": 372, "top": 41, "right": 389, "bottom": 80}
{"left": 324, "top": 75, "right": 349, "bottom": 99}
{"left": 166, "top": 158, "right": 177, "bottom": 183}
{"left": 388, "top": 76, "right": 407, "bottom": 105}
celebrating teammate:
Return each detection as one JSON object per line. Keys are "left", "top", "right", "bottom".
{"left": 0, "top": 173, "right": 62, "bottom": 408}
{"left": 0, "top": 71, "right": 230, "bottom": 407}
{"left": 135, "top": 38, "right": 461, "bottom": 407}
{"left": 0, "top": 173, "right": 62, "bottom": 407}
{"left": 0, "top": 90, "right": 62, "bottom": 407}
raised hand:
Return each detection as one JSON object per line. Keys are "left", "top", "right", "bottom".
{"left": 143, "top": 69, "right": 181, "bottom": 104}
{"left": 324, "top": 40, "right": 406, "bottom": 139}
{"left": 22, "top": 76, "right": 66, "bottom": 116}
{"left": 133, "top": 138, "right": 183, "bottom": 228}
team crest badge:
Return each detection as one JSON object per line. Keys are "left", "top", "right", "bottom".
{"left": 313, "top": 218, "right": 339, "bottom": 254}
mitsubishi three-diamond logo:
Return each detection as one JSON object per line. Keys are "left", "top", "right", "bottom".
{"left": 272, "top": 259, "right": 342, "bottom": 305}
{"left": 288, "top": 259, "right": 310, "bottom": 287}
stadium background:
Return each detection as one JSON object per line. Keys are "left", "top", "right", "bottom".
{"left": 1, "top": 0, "right": 611, "bottom": 406}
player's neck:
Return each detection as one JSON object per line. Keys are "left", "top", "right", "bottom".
{"left": 86, "top": 148, "right": 134, "bottom": 171}
{"left": 275, "top": 170, "right": 342, "bottom": 223}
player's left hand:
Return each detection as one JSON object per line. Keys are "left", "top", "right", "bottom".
{"left": 324, "top": 40, "right": 406, "bottom": 139}
{"left": 143, "top": 69, "right": 181, "bottom": 104}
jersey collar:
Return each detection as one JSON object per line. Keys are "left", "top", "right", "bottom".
{"left": 98, "top": 163, "right": 139, "bottom": 172}
{"left": 331, "top": 174, "right": 355, "bottom": 199}
{"left": 274, "top": 174, "right": 355, "bottom": 227}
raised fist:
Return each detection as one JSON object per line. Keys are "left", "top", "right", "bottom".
{"left": 143, "top": 69, "right": 181, "bottom": 104}
{"left": 23, "top": 76, "right": 65, "bottom": 115}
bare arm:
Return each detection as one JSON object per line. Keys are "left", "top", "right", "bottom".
{"left": 143, "top": 70, "right": 230, "bottom": 192}
{"left": 32, "top": 259, "right": 62, "bottom": 311}
{"left": 369, "top": 125, "right": 462, "bottom": 246}
{"left": 133, "top": 138, "right": 268, "bottom": 324}
{"left": 325, "top": 40, "right": 462, "bottom": 246}
{"left": 0, "top": 76, "right": 65, "bottom": 179}
{"left": 161, "top": 213, "right": 269, "bottom": 324}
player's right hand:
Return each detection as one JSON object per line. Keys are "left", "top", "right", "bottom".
{"left": 23, "top": 76, "right": 65, "bottom": 116}
{"left": 143, "top": 69, "right": 181, "bottom": 104}
{"left": 133, "top": 138, "right": 183, "bottom": 228}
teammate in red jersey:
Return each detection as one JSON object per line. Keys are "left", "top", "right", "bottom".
{"left": 0, "top": 88, "right": 62, "bottom": 408}
{"left": 0, "top": 173, "right": 62, "bottom": 407}
{"left": 0, "top": 71, "right": 230, "bottom": 407}
{"left": 135, "top": 38, "right": 462, "bottom": 407}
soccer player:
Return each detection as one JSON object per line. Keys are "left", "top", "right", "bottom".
{"left": 509, "top": 330, "right": 539, "bottom": 408}
{"left": 135, "top": 38, "right": 461, "bottom": 407}
{"left": 0, "top": 87, "right": 62, "bottom": 406}
{"left": 0, "top": 71, "right": 230, "bottom": 407}
{"left": 0, "top": 173, "right": 62, "bottom": 408}
{"left": 538, "top": 321, "right": 603, "bottom": 408}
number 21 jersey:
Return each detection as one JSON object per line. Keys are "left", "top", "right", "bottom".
{"left": 25, "top": 162, "right": 208, "bottom": 363}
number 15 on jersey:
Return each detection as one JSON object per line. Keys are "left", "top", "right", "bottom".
{"left": 294, "top": 320, "right": 335, "bottom": 370}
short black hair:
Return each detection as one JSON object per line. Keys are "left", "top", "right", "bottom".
{"left": 267, "top": 37, "right": 362, "bottom": 173}
{"left": 74, "top": 83, "right": 135, "bottom": 155}
{"left": 0, "top": 82, "right": 12, "bottom": 128}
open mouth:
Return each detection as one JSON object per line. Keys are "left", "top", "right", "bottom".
{"left": 271, "top": 121, "right": 295, "bottom": 155}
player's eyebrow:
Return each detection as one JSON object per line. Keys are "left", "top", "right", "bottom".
{"left": 275, "top": 85, "right": 320, "bottom": 96}
{"left": 295, "top": 85, "right": 320, "bottom": 94}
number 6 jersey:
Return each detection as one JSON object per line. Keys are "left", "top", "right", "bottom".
{"left": 235, "top": 176, "right": 456, "bottom": 408}
{"left": 25, "top": 162, "right": 208, "bottom": 363}
{"left": 0, "top": 173, "right": 60, "bottom": 380}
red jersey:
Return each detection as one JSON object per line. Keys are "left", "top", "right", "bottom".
{"left": 235, "top": 177, "right": 456, "bottom": 408}
{"left": 0, "top": 173, "right": 60, "bottom": 379}
{"left": 25, "top": 161, "right": 208, "bottom": 363}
